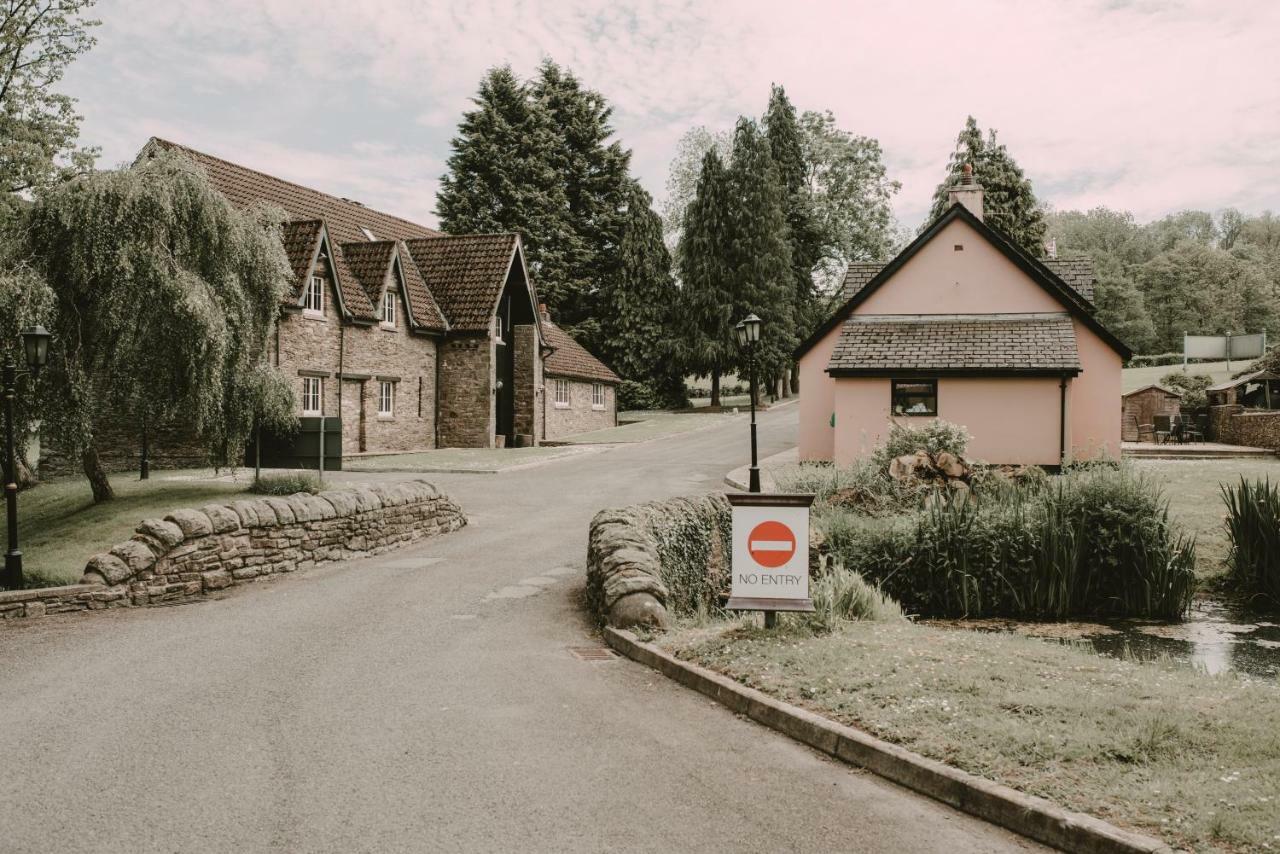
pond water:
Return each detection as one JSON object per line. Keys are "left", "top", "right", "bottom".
{"left": 932, "top": 599, "right": 1280, "bottom": 679}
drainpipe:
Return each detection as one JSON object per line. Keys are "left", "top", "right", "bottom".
{"left": 1059, "top": 374, "right": 1069, "bottom": 467}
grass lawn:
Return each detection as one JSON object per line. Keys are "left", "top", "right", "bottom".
{"left": 561, "top": 411, "right": 734, "bottom": 444}
{"left": 2, "top": 471, "right": 251, "bottom": 588}
{"left": 661, "top": 619, "right": 1280, "bottom": 852}
{"left": 1123, "top": 360, "right": 1241, "bottom": 392}
{"left": 344, "top": 445, "right": 584, "bottom": 473}
{"left": 1132, "top": 457, "right": 1280, "bottom": 579}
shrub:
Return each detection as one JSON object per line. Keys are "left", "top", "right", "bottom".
{"left": 250, "top": 471, "right": 326, "bottom": 495}
{"left": 618, "top": 378, "right": 688, "bottom": 411}
{"left": 1159, "top": 371, "right": 1213, "bottom": 410}
{"left": 871, "top": 419, "right": 971, "bottom": 469}
{"left": 1222, "top": 478, "right": 1280, "bottom": 607}
{"left": 822, "top": 467, "right": 1197, "bottom": 620}
{"left": 647, "top": 495, "right": 733, "bottom": 616}
{"left": 807, "top": 564, "right": 903, "bottom": 632}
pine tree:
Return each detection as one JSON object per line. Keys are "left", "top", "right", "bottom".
{"left": 763, "top": 85, "right": 822, "bottom": 394}
{"left": 530, "top": 61, "right": 632, "bottom": 333}
{"left": 726, "top": 118, "right": 795, "bottom": 400}
{"left": 677, "top": 149, "right": 737, "bottom": 406}
{"left": 436, "top": 66, "right": 583, "bottom": 315}
{"left": 596, "top": 181, "right": 683, "bottom": 402}
{"left": 929, "top": 116, "right": 1046, "bottom": 255}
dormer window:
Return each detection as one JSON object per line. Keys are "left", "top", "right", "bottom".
{"left": 303, "top": 276, "right": 324, "bottom": 316}
{"left": 381, "top": 290, "right": 396, "bottom": 327}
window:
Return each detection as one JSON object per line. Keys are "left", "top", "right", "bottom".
{"left": 302, "top": 377, "right": 322, "bottom": 415}
{"left": 554, "top": 379, "right": 570, "bottom": 408}
{"left": 381, "top": 290, "right": 396, "bottom": 327}
{"left": 378, "top": 381, "right": 395, "bottom": 417}
{"left": 591, "top": 382, "right": 605, "bottom": 410}
{"left": 304, "top": 276, "right": 324, "bottom": 315}
{"left": 891, "top": 380, "right": 937, "bottom": 416}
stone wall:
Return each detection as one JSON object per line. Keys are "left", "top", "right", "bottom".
{"left": 587, "top": 493, "right": 732, "bottom": 629}
{"left": 513, "top": 323, "right": 541, "bottom": 444}
{"left": 39, "top": 415, "right": 208, "bottom": 478}
{"left": 0, "top": 480, "right": 465, "bottom": 621}
{"left": 438, "top": 335, "right": 493, "bottom": 447}
{"left": 1212, "top": 404, "right": 1280, "bottom": 449}
{"left": 545, "top": 378, "right": 616, "bottom": 440}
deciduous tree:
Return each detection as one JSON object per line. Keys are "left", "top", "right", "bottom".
{"left": 26, "top": 152, "right": 295, "bottom": 502}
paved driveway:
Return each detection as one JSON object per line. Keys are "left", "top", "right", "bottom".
{"left": 0, "top": 405, "right": 1042, "bottom": 852}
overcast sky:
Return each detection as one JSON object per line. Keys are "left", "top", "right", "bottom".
{"left": 63, "top": 0, "right": 1280, "bottom": 232}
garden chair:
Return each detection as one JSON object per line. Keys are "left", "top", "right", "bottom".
{"left": 1179, "top": 414, "right": 1204, "bottom": 443}
{"left": 1152, "top": 414, "right": 1172, "bottom": 445}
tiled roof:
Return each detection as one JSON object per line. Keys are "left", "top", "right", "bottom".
{"left": 280, "top": 220, "right": 323, "bottom": 300}
{"left": 834, "top": 258, "right": 1096, "bottom": 306}
{"left": 543, "top": 320, "right": 620, "bottom": 383}
{"left": 403, "top": 234, "right": 518, "bottom": 332}
{"left": 339, "top": 240, "right": 397, "bottom": 307}
{"left": 826, "top": 313, "right": 1081, "bottom": 374}
{"left": 395, "top": 243, "right": 448, "bottom": 332}
{"left": 839, "top": 262, "right": 884, "bottom": 302}
{"left": 322, "top": 243, "right": 376, "bottom": 319}
{"left": 145, "top": 138, "right": 441, "bottom": 245}
{"left": 1042, "top": 258, "right": 1096, "bottom": 303}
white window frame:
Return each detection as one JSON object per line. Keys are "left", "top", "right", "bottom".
{"left": 591, "top": 382, "right": 606, "bottom": 410}
{"left": 303, "top": 276, "right": 324, "bottom": 316}
{"left": 381, "top": 290, "right": 396, "bottom": 328}
{"left": 301, "top": 377, "right": 323, "bottom": 415}
{"left": 378, "top": 381, "right": 395, "bottom": 417}
{"left": 554, "top": 379, "right": 570, "bottom": 408}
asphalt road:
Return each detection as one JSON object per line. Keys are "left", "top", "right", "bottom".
{"left": 0, "top": 404, "right": 1043, "bottom": 853}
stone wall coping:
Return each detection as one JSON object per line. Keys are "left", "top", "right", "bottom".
{"left": 1232, "top": 410, "right": 1280, "bottom": 419}
{"left": 0, "top": 583, "right": 101, "bottom": 604}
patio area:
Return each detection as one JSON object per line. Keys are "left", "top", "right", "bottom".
{"left": 1121, "top": 440, "right": 1277, "bottom": 459}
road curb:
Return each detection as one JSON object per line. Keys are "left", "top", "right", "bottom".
{"left": 604, "top": 626, "right": 1172, "bottom": 854}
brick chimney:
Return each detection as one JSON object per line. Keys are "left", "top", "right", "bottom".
{"left": 947, "top": 163, "right": 984, "bottom": 221}
{"left": 538, "top": 302, "right": 551, "bottom": 323}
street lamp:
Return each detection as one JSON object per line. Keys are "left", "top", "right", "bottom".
{"left": 2, "top": 325, "right": 51, "bottom": 590}
{"left": 735, "top": 313, "right": 762, "bottom": 493}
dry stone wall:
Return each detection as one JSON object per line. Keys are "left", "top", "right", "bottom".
{"left": 0, "top": 480, "right": 465, "bottom": 620}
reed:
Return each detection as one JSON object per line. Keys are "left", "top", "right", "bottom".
{"left": 1222, "top": 477, "right": 1280, "bottom": 607}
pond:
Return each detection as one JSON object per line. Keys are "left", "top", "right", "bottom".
{"left": 931, "top": 598, "right": 1280, "bottom": 679}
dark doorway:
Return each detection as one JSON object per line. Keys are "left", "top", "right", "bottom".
{"left": 495, "top": 292, "right": 515, "bottom": 443}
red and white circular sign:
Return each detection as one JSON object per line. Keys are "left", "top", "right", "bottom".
{"left": 748, "top": 520, "right": 797, "bottom": 568}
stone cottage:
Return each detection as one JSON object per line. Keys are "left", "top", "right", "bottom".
{"left": 43, "top": 138, "right": 623, "bottom": 473}
{"left": 538, "top": 306, "right": 620, "bottom": 440}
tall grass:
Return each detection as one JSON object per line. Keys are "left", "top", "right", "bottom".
{"left": 807, "top": 564, "right": 903, "bottom": 632}
{"left": 1222, "top": 477, "right": 1280, "bottom": 607}
{"left": 249, "top": 471, "right": 326, "bottom": 495}
{"left": 824, "top": 467, "right": 1197, "bottom": 620}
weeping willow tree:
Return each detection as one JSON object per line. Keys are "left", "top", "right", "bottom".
{"left": 25, "top": 150, "right": 296, "bottom": 501}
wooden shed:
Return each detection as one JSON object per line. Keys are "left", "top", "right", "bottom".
{"left": 1121, "top": 385, "right": 1181, "bottom": 441}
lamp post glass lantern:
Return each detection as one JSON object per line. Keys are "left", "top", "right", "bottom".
{"left": 736, "top": 314, "right": 762, "bottom": 494}
{"left": 2, "top": 326, "right": 51, "bottom": 590}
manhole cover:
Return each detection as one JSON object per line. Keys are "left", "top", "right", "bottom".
{"left": 568, "top": 646, "right": 617, "bottom": 661}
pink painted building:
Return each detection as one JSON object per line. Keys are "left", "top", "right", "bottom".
{"left": 795, "top": 173, "right": 1130, "bottom": 467}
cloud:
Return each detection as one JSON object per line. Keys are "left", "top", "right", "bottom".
{"left": 62, "top": 0, "right": 1280, "bottom": 231}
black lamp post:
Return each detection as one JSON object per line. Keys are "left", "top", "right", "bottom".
{"left": 735, "top": 313, "right": 762, "bottom": 493}
{"left": 2, "top": 325, "right": 52, "bottom": 590}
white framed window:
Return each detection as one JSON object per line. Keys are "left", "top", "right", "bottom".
{"left": 378, "top": 381, "right": 395, "bottom": 417}
{"left": 592, "top": 382, "right": 605, "bottom": 410}
{"left": 301, "top": 377, "right": 322, "bottom": 415}
{"left": 554, "top": 379, "right": 570, "bottom": 408}
{"left": 303, "top": 276, "right": 324, "bottom": 315}
{"left": 381, "top": 290, "right": 396, "bottom": 327}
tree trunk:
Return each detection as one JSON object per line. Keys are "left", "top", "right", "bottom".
{"left": 790, "top": 363, "right": 800, "bottom": 396}
{"left": 710, "top": 371, "right": 721, "bottom": 408}
{"left": 82, "top": 445, "right": 114, "bottom": 503}
{"left": 15, "top": 456, "right": 36, "bottom": 491}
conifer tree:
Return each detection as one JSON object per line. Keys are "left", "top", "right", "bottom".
{"left": 763, "top": 85, "right": 822, "bottom": 394}
{"left": 929, "top": 116, "right": 1046, "bottom": 255}
{"left": 596, "top": 181, "right": 683, "bottom": 402}
{"left": 726, "top": 118, "right": 795, "bottom": 399}
{"left": 677, "top": 149, "right": 737, "bottom": 406}
{"left": 436, "top": 66, "right": 582, "bottom": 315}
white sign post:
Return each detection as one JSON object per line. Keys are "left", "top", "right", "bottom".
{"left": 725, "top": 493, "right": 815, "bottom": 627}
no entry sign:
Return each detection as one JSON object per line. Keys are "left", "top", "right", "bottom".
{"left": 726, "top": 493, "right": 815, "bottom": 612}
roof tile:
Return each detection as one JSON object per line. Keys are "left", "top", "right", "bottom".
{"left": 543, "top": 321, "right": 620, "bottom": 383}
